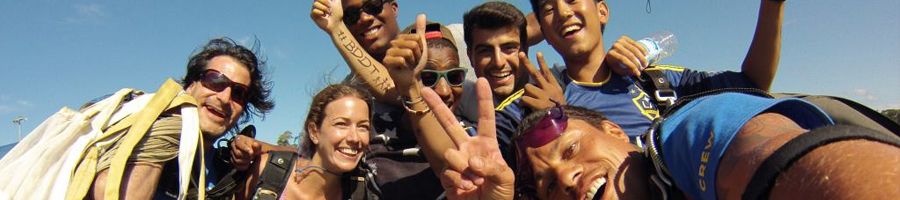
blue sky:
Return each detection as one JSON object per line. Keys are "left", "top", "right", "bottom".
{"left": 1, "top": 0, "right": 898, "bottom": 145}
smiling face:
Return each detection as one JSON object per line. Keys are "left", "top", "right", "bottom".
{"left": 425, "top": 45, "right": 464, "bottom": 109}
{"left": 343, "top": 0, "right": 399, "bottom": 59}
{"left": 186, "top": 55, "right": 250, "bottom": 139}
{"left": 537, "top": 0, "right": 608, "bottom": 61}
{"left": 524, "top": 119, "right": 651, "bottom": 200}
{"left": 308, "top": 96, "right": 371, "bottom": 173}
{"left": 468, "top": 26, "right": 529, "bottom": 99}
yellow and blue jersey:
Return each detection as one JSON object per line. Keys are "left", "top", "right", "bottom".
{"left": 560, "top": 65, "right": 757, "bottom": 138}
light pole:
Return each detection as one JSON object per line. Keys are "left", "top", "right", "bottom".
{"left": 12, "top": 116, "right": 26, "bottom": 141}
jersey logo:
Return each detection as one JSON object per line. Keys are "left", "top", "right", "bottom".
{"left": 630, "top": 86, "right": 660, "bottom": 119}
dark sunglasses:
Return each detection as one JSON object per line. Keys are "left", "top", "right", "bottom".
{"left": 514, "top": 102, "right": 567, "bottom": 198}
{"left": 342, "top": 0, "right": 391, "bottom": 26}
{"left": 419, "top": 68, "right": 467, "bottom": 87}
{"left": 200, "top": 69, "right": 250, "bottom": 104}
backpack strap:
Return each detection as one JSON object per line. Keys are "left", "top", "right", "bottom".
{"left": 103, "top": 79, "right": 193, "bottom": 200}
{"left": 252, "top": 151, "right": 297, "bottom": 200}
{"left": 773, "top": 93, "right": 900, "bottom": 137}
{"left": 639, "top": 68, "right": 678, "bottom": 111}
{"left": 743, "top": 125, "right": 900, "bottom": 200}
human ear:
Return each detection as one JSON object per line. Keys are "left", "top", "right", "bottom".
{"left": 601, "top": 120, "right": 628, "bottom": 143}
{"left": 307, "top": 122, "right": 320, "bottom": 145}
{"left": 389, "top": 1, "right": 398, "bottom": 14}
{"left": 596, "top": 1, "right": 609, "bottom": 26}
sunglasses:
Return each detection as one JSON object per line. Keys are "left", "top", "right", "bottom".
{"left": 419, "top": 68, "right": 467, "bottom": 87}
{"left": 342, "top": 0, "right": 391, "bottom": 26}
{"left": 514, "top": 102, "right": 567, "bottom": 198}
{"left": 200, "top": 69, "right": 250, "bottom": 104}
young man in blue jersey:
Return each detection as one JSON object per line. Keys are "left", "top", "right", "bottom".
{"left": 529, "top": 0, "right": 786, "bottom": 139}
{"left": 418, "top": 76, "right": 900, "bottom": 200}
{"left": 458, "top": 1, "right": 649, "bottom": 168}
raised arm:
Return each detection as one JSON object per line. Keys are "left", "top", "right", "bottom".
{"left": 382, "top": 14, "right": 457, "bottom": 173}
{"left": 311, "top": 0, "right": 400, "bottom": 103}
{"left": 740, "top": 0, "right": 785, "bottom": 91}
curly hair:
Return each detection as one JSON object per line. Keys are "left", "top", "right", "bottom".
{"left": 299, "top": 84, "right": 374, "bottom": 158}
{"left": 181, "top": 37, "right": 275, "bottom": 132}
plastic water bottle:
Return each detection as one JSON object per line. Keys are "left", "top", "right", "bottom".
{"left": 636, "top": 31, "right": 678, "bottom": 64}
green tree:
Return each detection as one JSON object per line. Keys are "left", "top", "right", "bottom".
{"left": 881, "top": 109, "right": 900, "bottom": 124}
{"left": 276, "top": 130, "right": 298, "bottom": 148}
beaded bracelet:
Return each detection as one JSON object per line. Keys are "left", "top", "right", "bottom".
{"left": 400, "top": 96, "right": 430, "bottom": 114}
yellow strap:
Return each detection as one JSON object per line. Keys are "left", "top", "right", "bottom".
{"left": 103, "top": 79, "right": 183, "bottom": 200}
{"left": 65, "top": 148, "right": 100, "bottom": 199}
{"left": 65, "top": 89, "right": 136, "bottom": 200}
{"left": 495, "top": 89, "right": 525, "bottom": 111}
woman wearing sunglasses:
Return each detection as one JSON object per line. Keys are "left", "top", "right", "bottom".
{"left": 237, "top": 84, "right": 373, "bottom": 200}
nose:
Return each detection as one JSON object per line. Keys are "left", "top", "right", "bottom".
{"left": 556, "top": 1, "right": 573, "bottom": 20}
{"left": 433, "top": 79, "right": 453, "bottom": 104}
{"left": 491, "top": 48, "right": 508, "bottom": 69}
{"left": 359, "top": 11, "right": 376, "bottom": 25}
{"left": 215, "top": 87, "right": 234, "bottom": 104}
{"left": 346, "top": 126, "right": 362, "bottom": 145}
{"left": 552, "top": 164, "right": 583, "bottom": 196}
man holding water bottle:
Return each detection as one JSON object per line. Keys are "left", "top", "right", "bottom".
{"left": 527, "top": 0, "right": 786, "bottom": 138}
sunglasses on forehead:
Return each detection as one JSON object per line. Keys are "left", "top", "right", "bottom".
{"left": 514, "top": 102, "right": 568, "bottom": 198}
{"left": 517, "top": 103, "right": 568, "bottom": 149}
{"left": 419, "top": 68, "right": 467, "bottom": 87}
{"left": 200, "top": 69, "right": 250, "bottom": 104}
{"left": 342, "top": 0, "right": 392, "bottom": 25}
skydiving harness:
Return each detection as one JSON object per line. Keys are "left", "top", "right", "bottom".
{"left": 637, "top": 82, "right": 900, "bottom": 199}
{"left": 639, "top": 87, "right": 774, "bottom": 200}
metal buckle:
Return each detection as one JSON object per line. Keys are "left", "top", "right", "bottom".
{"left": 654, "top": 89, "right": 678, "bottom": 106}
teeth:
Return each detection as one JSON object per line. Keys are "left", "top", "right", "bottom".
{"left": 585, "top": 177, "right": 607, "bottom": 200}
{"left": 338, "top": 148, "right": 359, "bottom": 156}
{"left": 563, "top": 25, "right": 581, "bottom": 35}
{"left": 366, "top": 26, "right": 380, "bottom": 36}
{"left": 490, "top": 71, "right": 512, "bottom": 78}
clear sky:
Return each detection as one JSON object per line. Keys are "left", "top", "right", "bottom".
{"left": 1, "top": 0, "right": 898, "bottom": 145}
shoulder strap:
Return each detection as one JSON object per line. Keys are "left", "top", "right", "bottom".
{"left": 774, "top": 93, "right": 900, "bottom": 137}
{"left": 252, "top": 151, "right": 298, "bottom": 200}
{"left": 639, "top": 68, "right": 678, "bottom": 111}
{"left": 103, "top": 79, "right": 191, "bottom": 200}
{"left": 743, "top": 125, "right": 900, "bottom": 200}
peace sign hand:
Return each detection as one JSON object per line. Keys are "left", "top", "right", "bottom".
{"left": 421, "top": 78, "right": 514, "bottom": 200}
{"left": 521, "top": 52, "right": 566, "bottom": 110}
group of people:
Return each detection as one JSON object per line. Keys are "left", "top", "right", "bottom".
{"left": 78, "top": 0, "right": 899, "bottom": 200}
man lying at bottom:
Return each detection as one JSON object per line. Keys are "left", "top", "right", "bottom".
{"left": 419, "top": 78, "right": 900, "bottom": 200}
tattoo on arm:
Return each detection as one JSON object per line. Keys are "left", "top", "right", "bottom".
{"left": 337, "top": 30, "right": 392, "bottom": 92}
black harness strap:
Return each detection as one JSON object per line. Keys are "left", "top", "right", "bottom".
{"left": 252, "top": 151, "right": 298, "bottom": 200}
{"left": 640, "top": 68, "right": 678, "bottom": 111}
{"left": 742, "top": 125, "right": 900, "bottom": 200}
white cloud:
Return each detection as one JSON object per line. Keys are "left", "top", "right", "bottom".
{"left": 854, "top": 89, "right": 878, "bottom": 101}
{"left": 63, "top": 3, "right": 107, "bottom": 24}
